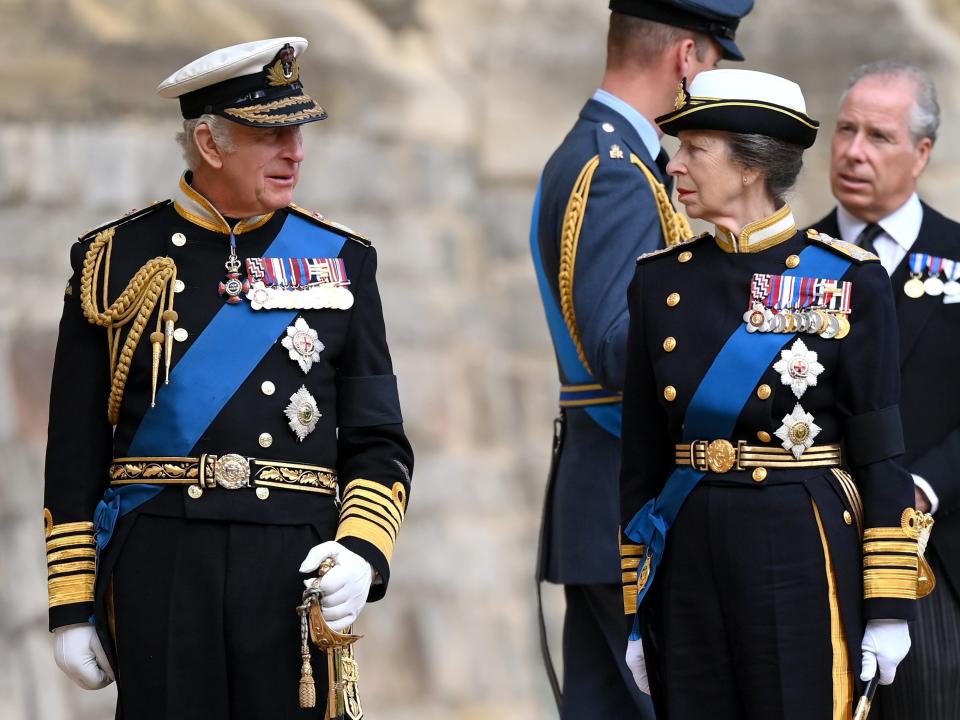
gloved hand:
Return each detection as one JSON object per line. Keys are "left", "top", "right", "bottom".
{"left": 53, "top": 623, "right": 114, "bottom": 690}
{"left": 861, "top": 619, "right": 911, "bottom": 685}
{"left": 625, "top": 638, "right": 650, "bottom": 694}
{"left": 299, "top": 541, "right": 373, "bottom": 632}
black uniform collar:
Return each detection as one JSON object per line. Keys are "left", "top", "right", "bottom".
{"left": 715, "top": 204, "right": 797, "bottom": 254}
{"left": 173, "top": 171, "right": 275, "bottom": 235}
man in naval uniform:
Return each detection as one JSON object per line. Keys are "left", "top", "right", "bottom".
{"left": 812, "top": 60, "right": 960, "bottom": 719}
{"left": 43, "top": 37, "right": 413, "bottom": 720}
{"left": 530, "top": 1, "right": 752, "bottom": 716}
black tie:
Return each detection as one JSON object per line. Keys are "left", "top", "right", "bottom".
{"left": 856, "top": 223, "right": 883, "bottom": 255}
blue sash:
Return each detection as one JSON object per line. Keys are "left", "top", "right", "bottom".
{"left": 624, "top": 244, "right": 852, "bottom": 637}
{"left": 530, "top": 181, "right": 622, "bottom": 437}
{"left": 95, "top": 213, "right": 346, "bottom": 550}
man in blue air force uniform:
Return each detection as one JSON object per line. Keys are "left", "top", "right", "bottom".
{"left": 530, "top": 1, "right": 753, "bottom": 715}
{"left": 43, "top": 37, "right": 412, "bottom": 719}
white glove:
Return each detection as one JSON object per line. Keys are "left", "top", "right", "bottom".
{"left": 53, "top": 623, "right": 114, "bottom": 690}
{"left": 299, "top": 540, "right": 373, "bottom": 632}
{"left": 861, "top": 619, "right": 911, "bottom": 685}
{"left": 625, "top": 638, "right": 650, "bottom": 694}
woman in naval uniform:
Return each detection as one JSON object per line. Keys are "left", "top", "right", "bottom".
{"left": 617, "top": 69, "right": 926, "bottom": 719}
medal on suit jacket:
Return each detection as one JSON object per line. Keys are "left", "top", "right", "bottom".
{"left": 923, "top": 254, "right": 945, "bottom": 296}
{"left": 904, "top": 253, "right": 926, "bottom": 298}
{"left": 943, "top": 258, "right": 960, "bottom": 296}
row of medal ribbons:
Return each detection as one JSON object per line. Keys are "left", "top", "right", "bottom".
{"left": 905, "top": 253, "right": 960, "bottom": 298}
{"left": 743, "top": 272, "right": 853, "bottom": 340}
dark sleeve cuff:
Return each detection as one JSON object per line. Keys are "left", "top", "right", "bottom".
{"left": 49, "top": 602, "right": 96, "bottom": 632}
{"left": 845, "top": 405, "right": 905, "bottom": 467}
{"left": 863, "top": 597, "right": 916, "bottom": 622}
{"left": 337, "top": 536, "right": 389, "bottom": 602}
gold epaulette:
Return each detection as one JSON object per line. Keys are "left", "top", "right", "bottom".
{"left": 805, "top": 229, "right": 879, "bottom": 263}
{"left": 78, "top": 199, "right": 172, "bottom": 243}
{"left": 287, "top": 203, "right": 371, "bottom": 246}
{"left": 637, "top": 232, "right": 710, "bottom": 263}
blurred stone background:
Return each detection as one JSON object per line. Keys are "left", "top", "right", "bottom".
{"left": 2, "top": 0, "right": 959, "bottom": 717}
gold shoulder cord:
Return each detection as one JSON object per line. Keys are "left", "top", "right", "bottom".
{"left": 630, "top": 153, "right": 693, "bottom": 248}
{"left": 559, "top": 155, "right": 600, "bottom": 372}
{"left": 79, "top": 227, "right": 179, "bottom": 424}
{"left": 558, "top": 154, "right": 692, "bottom": 373}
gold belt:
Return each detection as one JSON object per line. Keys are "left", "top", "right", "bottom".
{"left": 675, "top": 440, "right": 842, "bottom": 473}
{"left": 109, "top": 454, "right": 337, "bottom": 498}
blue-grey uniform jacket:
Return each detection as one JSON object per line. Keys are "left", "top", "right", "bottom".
{"left": 532, "top": 98, "right": 678, "bottom": 584}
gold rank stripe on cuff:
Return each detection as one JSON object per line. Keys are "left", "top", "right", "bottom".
{"left": 336, "top": 479, "right": 407, "bottom": 564}
{"left": 46, "top": 521, "right": 96, "bottom": 608}
{"left": 620, "top": 539, "right": 646, "bottom": 614}
{"left": 864, "top": 569, "right": 919, "bottom": 600}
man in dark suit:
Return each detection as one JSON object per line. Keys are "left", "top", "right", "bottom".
{"left": 811, "top": 60, "right": 960, "bottom": 719}
{"left": 530, "top": 1, "right": 753, "bottom": 716}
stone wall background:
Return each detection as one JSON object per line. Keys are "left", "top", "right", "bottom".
{"left": 2, "top": 1, "right": 959, "bottom": 718}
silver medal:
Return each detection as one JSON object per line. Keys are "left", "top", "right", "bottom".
{"left": 924, "top": 276, "right": 945, "bottom": 296}
{"left": 819, "top": 313, "right": 840, "bottom": 340}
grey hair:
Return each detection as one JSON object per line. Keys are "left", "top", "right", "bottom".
{"left": 725, "top": 133, "right": 805, "bottom": 205}
{"left": 843, "top": 60, "right": 940, "bottom": 144}
{"left": 175, "top": 114, "right": 236, "bottom": 171}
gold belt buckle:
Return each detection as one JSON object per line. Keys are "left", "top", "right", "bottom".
{"left": 215, "top": 453, "right": 251, "bottom": 489}
{"left": 705, "top": 439, "right": 736, "bottom": 473}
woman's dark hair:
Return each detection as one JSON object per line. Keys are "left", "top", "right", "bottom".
{"left": 725, "top": 133, "right": 804, "bottom": 205}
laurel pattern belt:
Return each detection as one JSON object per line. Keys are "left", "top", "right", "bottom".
{"left": 109, "top": 454, "right": 337, "bottom": 498}
{"left": 675, "top": 440, "right": 842, "bottom": 473}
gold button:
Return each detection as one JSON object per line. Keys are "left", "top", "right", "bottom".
{"left": 757, "top": 384, "right": 772, "bottom": 400}
{"left": 663, "top": 337, "right": 677, "bottom": 352}
{"left": 173, "top": 328, "right": 189, "bottom": 342}
{"left": 752, "top": 467, "right": 767, "bottom": 483}
{"left": 843, "top": 510, "right": 853, "bottom": 526}
{"left": 174, "top": 279, "right": 185, "bottom": 293}
{"left": 757, "top": 430, "right": 772, "bottom": 443}
{"left": 678, "top": 251, "right": 693, "bottom": 263}
{"left": 261, "top": 381, "right": 276, "bottom": 396}
{"left": 663, "top": 385, "right": 677, "bottom": 402}
{"left": 187, "top": 485, "right": 203, "bottom": 499}
{"left": 785, "top": 254, "right": 800, "bottom": 269}
{"left": 666, "top": 292, "right": 680, "bottom": 307}
{"left": 171, "top": 232, "right": 186, "bottom": 247}
{"left": 256, "top": 487, "right": 270, "bottom": 501}
{"left": 259, "top": 432, "right": 273, "bottom": 448}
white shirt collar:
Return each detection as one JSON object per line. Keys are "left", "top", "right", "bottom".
{"left": 591, "top": 89, "right": 662, "bottom": 162}
{"left": 836, "top": 193, "right": 922, "bottom": 252}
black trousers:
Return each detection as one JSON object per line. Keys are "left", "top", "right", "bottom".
{"left": 878, "top": 551, "right": 960, "bottom": 720}
{"left": 648, "top": 480, "right": 859, "bottom": 719}
{"left": 109, "top": 515, "right": 331, "bottom": 720}
{"left": 562, "top": 584, "right": 655, "bottom": 720}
